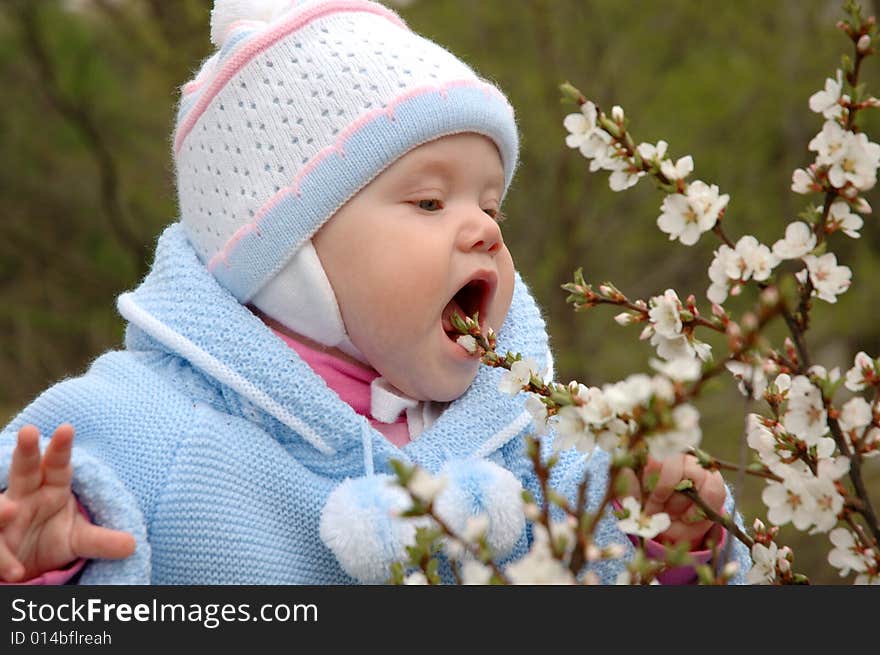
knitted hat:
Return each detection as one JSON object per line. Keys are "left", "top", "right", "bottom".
{"left": 174, "top": 0, "right": 520, "bottom": 347}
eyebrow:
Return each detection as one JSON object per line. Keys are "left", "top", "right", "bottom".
{"left": 402, "top": 158, "right": 505, "bottom": 191}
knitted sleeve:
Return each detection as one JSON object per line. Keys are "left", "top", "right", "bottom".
{"left": 0, "top": 350, "right": 197, "bottom": 584}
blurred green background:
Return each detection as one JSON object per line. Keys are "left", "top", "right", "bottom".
{"left": 1, "top": 0, "right": 878, "bottom": 583}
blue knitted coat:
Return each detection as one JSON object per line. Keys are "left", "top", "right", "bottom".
{"left": 0, "top": 224, "right": 751, "bottom": 584}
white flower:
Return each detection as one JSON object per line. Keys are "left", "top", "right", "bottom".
{"left": 746, "top": 542, "right": 779, "bottom": 584}
{"left": 555, "top": 405, "right": 597, "bottom": 455}
{"left": 648, "top": 404, "right": 702, "bottom": 459}
{"left": 460, "top": 560, "right": 493, "bottom": 585}
{"left": 726, "top": 359, "right": 768, "bottom": 399}
{"left": 803, "top": 253, "right": 852, "bottom": 303}
{"left": 616, "top": 496, "right": 671, "bottom": 540}
{"left": 783, "top": 375, "right": 828, "bottom": 445}
{"left": 839, "top": 396, "right": 872, "bottom": 433}
{"left": 564, "top": 102, "right": 599, "bottom": 153}
{"left": 810, "top": 121, "right": 880, "bottom": 190}
{"left": 855, "top": 571, "right": 880, "bottom": 585}
{"left": 608, "top": 163, "right": 644, "bottom": 191}
{"left": 808, "top": 70, "right": 844, "bottom": 119}
{"left": 845, "top": 351, "right": 877, "bottom": 391}
{"left": 455, "top": 334, "right": 478, "bottom": 354}
{"left": 649, "top": 356, "right": 702, "bottom": 382}
{"left": 660, "top": 155, "right": 694, "bottom": 181}
{"left": 746, "top": 414, "right": 782, "bottom": 467}
{"left": 657, "top": 181, "right": 729, "bottom": 246}
{"left": 791, "top": 167, "right": 817, "bottom": 194}
{"left": 524, "top": 394, "right": 550, "bottom": 436}
{"left": 828, "top": 527, "right": 868, "bottom": 576}
{"left": 404, "top": 571, "right": 428, "bottom": 585}
{"left": 804, "top": 474, "right": 845, "bottom": 534}
{"left": 506, "top": 525, "right": 575, "bottom": 585}
{"left": 827, "top": 199, "right": 863, "bottom": 238}
{"left": 706, "top": 244, "right": 737, "bottom": 304}
{"left": 407, "top": 468, "right": 447, "bottom": 503}
{"left": 772, "top": 221, "right": 817, "bottom": 259}
{"left": 762, "top": 478, "right": 817, "bottom": 531}
{"left": 637, "top": 140, "right": 668, "bottom": 163}
{"left": 773, "top": 373, "right": 792, "bottom": 394}
{"left": 648, "top": 289, "right": 684, "bottom": 338}
{"left": 735, "top": 236, "right": 779, "bottom": 281}
{"left": 809, "top": 121, "right": 848, "bottom": 166}
{"left": 498, "top": 358, "right": 541, "bottom": 396}
{"left": 462, "top": 514, "right": 490, "bottom": 543}
{"left": 614, "top": 311, "right": 635, "bottom": 326}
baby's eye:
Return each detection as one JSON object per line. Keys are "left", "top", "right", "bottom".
{"left": 417, "top": 199, "right": 444, "bottom": 211}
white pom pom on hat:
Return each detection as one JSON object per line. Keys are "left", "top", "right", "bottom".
{"left": 210, "top": 0, "right": 290, "bottom": 47}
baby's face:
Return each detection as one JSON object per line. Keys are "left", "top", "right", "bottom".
{"left": 313, "top": 133, "right": 515, "bottom": 402}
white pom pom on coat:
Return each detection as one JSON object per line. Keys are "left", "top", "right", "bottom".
{"left": 319, "top": 474, "right": 422, "bottom": 584}
{"left": 210, "top": 0, "right": 291, "bottom": 47}
{"left": 434, "top": 459, "right": 526, "bottom": 559}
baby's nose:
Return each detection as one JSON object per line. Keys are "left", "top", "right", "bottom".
{"left": 458, "top": 208, "right": 503, "bottom": 255}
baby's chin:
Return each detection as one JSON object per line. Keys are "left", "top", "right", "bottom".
{"left": 385, "top": 364, "right": 479, "bottom": 403}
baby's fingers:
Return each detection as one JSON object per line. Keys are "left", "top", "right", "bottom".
{"left": 41, "top": 424, "right": 75, "bottom": 489}
{"left": 0, "top": 494, "right": 18, "bottom": 530}
{"left": 0, "top": 536, "right": 25, "bottom": 582}
{"left": 71, "top": 520, "right": 136, "bottom": 562}
{"left": 6, "top": 425, "right": 43, "bottom": 500}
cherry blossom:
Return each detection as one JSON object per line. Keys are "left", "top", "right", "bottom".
{"left": 802, "top": 252, "right": 852, "bottom": 303}
{"left": 828, "top": 527, "right": 869, "bottom": 576}
{"left": 772, "top": 221, "right": 817, "bottom": 259}
{"left": 726, "top": 359, "right": 768, "bottom": 399}
{"left": 809, "top": 120, "right": 880, "bottom": 190}
{"left": 808, "top": 70, "right": 845, "bottom": 119}
{"left": 407, "top": 468, "right": 447, "bottom": 503}
{"left": 746, "top": 542, "right": 779, "bottom": 584}
{"left": 844, "top": 351, "right": 878, "bottom": 391}
{"left": 616, "top": 496, "right": 671, "bottom": 540}
{"left": 838, "top": 396, "right": 872, "bottom": 433}
{"left": 762, "top": 477, "right": 817, "bottom": 531}
{"left": 746, "top": 414, "right": 782, "bottom": 467}
{"left": 647, "top": 403, "right": 702, "bottom": 459}
{"left": 648, "top": 289, "right": 684, "bottom": 338}
{"left": 657, "top": 181, "right": 729, "bottom": 246}
{"left": 791, "top": 167, "right": 820, "bottom": 194}
{"left": 660, "top": 155, "right": 694, "bottom": 181}
{"left": 524, "top": 394, "right": 550, "bottom": 436}
{"left": 826, "top": 199, "right": 864, "bottom": 238}
{"left": 498, "top": 358, "right": 542, "bottom": 396}
{"left": 783, "top": 375, "right": 828, "bottom": 445}
{"left": 506, "top": 524, "right": 576, "bottom": 584}
{"left": 636, "top": 140, "right": 668, "bottom": 164}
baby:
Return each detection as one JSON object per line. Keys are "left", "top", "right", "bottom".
{"left": 0, "top": 0, "right": 748, "bottom": 584}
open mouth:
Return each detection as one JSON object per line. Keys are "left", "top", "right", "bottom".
{"left": 441, "top": 277, "right": 492, "bottom": 341}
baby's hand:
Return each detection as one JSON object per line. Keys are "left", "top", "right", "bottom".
{"left": 623, "top": 454, "right": 727, "bottom": 550}
{"left": 0, "top": 424, "right": 136, "bottom": 582}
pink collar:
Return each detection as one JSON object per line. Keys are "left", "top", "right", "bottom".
{"left": 270, "top": 328, "right": 412, "bottom": 447}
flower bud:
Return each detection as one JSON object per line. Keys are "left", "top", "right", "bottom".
{"left": 523, "top": 502, "right": 541, "bottom": 521}
{"left": 753, "top": 518, "right": 766, "bottom": 533}
{"left": 721, "top": 561, "right": 740, "bottom": 578}
{"left": 614, "top": 312, "right": 634, "bottom": 326}
{"left": 456, "top": 334, "right": 478, "bottom": 354}
{"left": 611, "top": 105, "right": 625, "bottom": 124}
{"left": 777, "top": 556, "right": 791, "bottom": 575}
{"left": 858, "top": 34, "right": 872, "bottom": 53}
